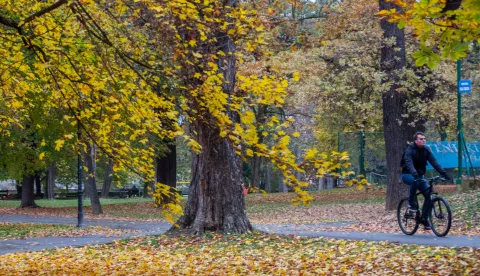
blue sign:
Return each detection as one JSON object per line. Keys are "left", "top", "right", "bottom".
{"left": 458, "top": 80, "right": 471, "bottom": 94}
{"left": 426, "top": 141, "right": 480, "bottom": 169}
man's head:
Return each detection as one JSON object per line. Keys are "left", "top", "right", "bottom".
{"left": 413, "top": 132, "right": 426, "bottom": 148}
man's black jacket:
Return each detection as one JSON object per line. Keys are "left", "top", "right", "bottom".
{"left": 401, "top": 143, "right": 446, "bottom": 178}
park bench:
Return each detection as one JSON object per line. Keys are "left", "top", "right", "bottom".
{"left": 55, "top": 192, "right": 78, "bottom": 200}
{"left": 177, "top": 185, "right": 189, "bottom": 196}
{"left": 109, "top": 189, "right": 129, "bottom": 198}
{"left": 0, "top": 190, "right": 14, "bottom": 200}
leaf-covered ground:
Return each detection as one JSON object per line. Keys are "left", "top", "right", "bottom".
{"left": 0, "top": 222, "right": 137, "bottom": 240}
{"left": 0, "top": 232, "right": 478, "bottom": 275}
{"left": 0, "top": 187, "right": 477, "bottom": 236}
{"left": 248, "top": 189, "right": 480, "bottom": 236}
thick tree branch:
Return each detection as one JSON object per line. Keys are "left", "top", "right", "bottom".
{"left": 20, "top": 0, "right": 69, "bottom": 27}
{"left": 298, "top": 14, "right": 327, "bottom": 22}
{"left": 0, "top": 0, "right": 69, "bottom": 31}
{"left": 0, "top": 14, "right": 21, "bottom": 32}
{"left": 442, "top": 0, "right": 462, "bottom": 12}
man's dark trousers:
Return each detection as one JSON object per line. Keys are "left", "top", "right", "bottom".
{"left": 402, "top": 174, "right": 431, "bottom": 223}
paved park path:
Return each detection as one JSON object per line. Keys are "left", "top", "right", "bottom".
{"left": 0, "top": 214, "right": 479, "bottom": 255}
{"left": 0, "top": 214, "right": 171, "bottom": 255}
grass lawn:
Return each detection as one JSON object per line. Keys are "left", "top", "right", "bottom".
{"left": 0, "top": 232, "right": 477, "bottom": 275}
{"left": 0, "top": 222, "right": 134, "bottom": 240}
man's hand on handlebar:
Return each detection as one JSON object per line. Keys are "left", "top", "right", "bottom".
{"left": 440, "top": 173, "right": 452, "bottom": 182}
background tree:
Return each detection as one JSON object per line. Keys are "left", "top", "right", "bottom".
{"left": 379, "top": 0, "right": 479, "bottom": 68}
{"left": 155, "top": 142, "right": 177, "bottom": 204}
{"left": 84, "top": 144, "right": 102, "bottom": 214}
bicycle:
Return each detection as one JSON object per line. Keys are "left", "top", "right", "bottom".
{"left": 397, "top": 176, "right": 452, "bottom": 237}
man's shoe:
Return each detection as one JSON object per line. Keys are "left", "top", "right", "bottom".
{"left": 424, "top": 220, "right": 432, "bottom": 230}
{"left": 406, "top": 208, "right": 417, "bottom": 218}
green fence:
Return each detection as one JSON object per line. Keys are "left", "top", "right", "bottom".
{"left": 338, "top": 132, "right": 387, "bottom": 186}
{"left": 338, "top": 131, "right": 479, "bottom": 186}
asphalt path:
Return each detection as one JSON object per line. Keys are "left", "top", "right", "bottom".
{"left": 0, "top": 214, "right": 478, "bottom": 255}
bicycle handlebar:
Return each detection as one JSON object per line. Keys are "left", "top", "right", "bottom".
{"left": 416, "top": 176, "right": 446, "bottom": 184}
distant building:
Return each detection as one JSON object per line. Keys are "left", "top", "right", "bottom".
{"left": 0, "top": 180, "right": 16, "bottom": 191}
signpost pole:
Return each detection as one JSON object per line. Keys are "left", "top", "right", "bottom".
{"left": 457, "top": 59, "right": 463, "bottom": 185}
{"left": 77, "top": 120, "right": 84, "bottom": 228}
{"left": 359, "top": 131, "right": 365, "bottom": 176}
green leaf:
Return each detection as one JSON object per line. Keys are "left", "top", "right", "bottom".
{"left": 426, "top": 53, "right": 441, "bottom": 69}
{"left": 415, "top": 56, "right": 427, "bottom": 67}
{"left": 412, "top": 50, "right": 426, "bottom": 59}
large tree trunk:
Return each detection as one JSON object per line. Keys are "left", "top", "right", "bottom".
{"left": 174, "top": 0, "right": 251, "bottom": 233}
{"left": 101, "top": 159, "right": 114, "bottom": 198}
{"left": 176, "top": 120, "right": 252, "bottom": 234}
{"left": 84, "top": 144, "right": 102, "bottom": 214}
{"left": 380, "top": 0, "right": 417, "bottom": 210}
{"left": 46, "top": 164, "right": 55, "bottom": 200}
{"left": 19, "top": 174, "right": 38, "bottom": 208}
{"left": 156, "top": 141, "right": 177, "bottom": 203}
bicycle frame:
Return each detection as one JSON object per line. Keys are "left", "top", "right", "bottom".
{"left": 414, "top": 177, "right": 447, "bottom": 226}
{"left": 414, "top": 176, "right": 444, "bottom": 199}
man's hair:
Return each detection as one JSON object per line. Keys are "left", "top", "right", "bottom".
{"left": 413, "top": 132, "right": 425, "bottom": 141}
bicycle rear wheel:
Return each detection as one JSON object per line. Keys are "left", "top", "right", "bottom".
{"left": 397, "top": 198, "right": 419, "bottom": 235}
{"left": 430, "top": 197, "right": 452, "bottom": 237}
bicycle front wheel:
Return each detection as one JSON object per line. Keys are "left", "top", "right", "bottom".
{"left": 397, "top": 198, "right": 419, "bottom": 235}
{"left": 430, "top": 197, "right": 452, "bottom": 237}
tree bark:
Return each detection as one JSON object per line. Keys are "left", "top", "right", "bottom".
{"left": 84, "top": 144, "right": 102, "bottom": 214}
{"left": 101, "top": 159, "right": 114, "bottom": 198}
{"left": 46, "top": 164, "right": 55, "bottom": 200}
{"left": 19, "top": 174, "right": 38, "bottom": 208}
{"left": 156, "top": 141, "right": 177, "bottom": 203}
{"left": 15, "top": 181, "right": 21, "bottom": 199}
{"left": 379, "top": 0, "right": 416, "bottom": 210}
{"left": 279, "top": 174, "right": 288, "bottom": 192}
{"left": 265, "top": 160, "right": 272, "bottom": 193}
{"left": 251, "top": 105, "right": 266, "bottom": 189}
{"left": 176, "top": 120, "right": 252, "bottom": 234}
{"left": 251, "top": 155, "right": 261, "bottom": 189}
{"left": 34, "top": 171, "right": 42, "bottom": 198}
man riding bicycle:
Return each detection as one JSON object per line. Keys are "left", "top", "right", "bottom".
{"left": 401, "top": 132, "right": 451, "bottom": 230}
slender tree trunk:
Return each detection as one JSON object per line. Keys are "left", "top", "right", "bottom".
{"left": 251, "top": 155, "right": 261, "bottom": 189}
{"left": 46, "top": 164, "right": 55, "bottom": 200}
{"left": 34, "top": 172, "right": 42, "bottom": 198}
{"left": 84, "top": 144, "right": 102, "bottom": 214}
{"left": 19, "top": 174, "right": 38, "bottom": 208}
{"left": 156, "top": 141, "right": 177, "bottom": 203}
{"left": 101, "top": 159, "right": 114, "bottom": 198}
{"left": 15, "top": 181, "right": 21, "bottom": 199}
{"left": 251, "top": 106, "right": 266, "bottom": 189}
{"left": 380, "top": 0, "right": 416, "bottom": 210}
{"left": 265, "top": 161, "right": 272, "bottom": 193}
{"left": 280, "top": 174, "right": 288, "bottom": 192}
